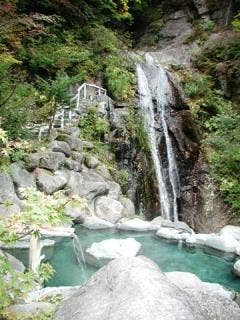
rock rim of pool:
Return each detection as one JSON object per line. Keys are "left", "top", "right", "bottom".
{"left": 54, "top": 256, "right": 240, "bottom": 320}
{"left": 85, "top": 237, "right": 141, "bottom": 267}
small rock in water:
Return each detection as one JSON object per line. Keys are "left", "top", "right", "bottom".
{"left": 117, "top": 218, "right": 155, "bottom": 232}
{"left": 233, "top": 260, "right": 240, "bottom": 277}
{"left": 85, "top": 238, "right": 141, "bottom": 267}
{"left": 156, "top": 227, "right": 190, "bottom": 241}
{"left": 82, "top": 217, "right": 114, "bottom": 230}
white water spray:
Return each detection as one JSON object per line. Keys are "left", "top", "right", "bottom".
{"left": 136, "top": 55, "right": 180, "bottom": 221}
{"left": 156, "top": 66, "right": 180, "bottom": 221}
{"left": 136, "top": 64, "right": 171, "bottom": 219}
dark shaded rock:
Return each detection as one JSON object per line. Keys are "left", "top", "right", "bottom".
{"left": 66, "top": 170, "right": 109, "bottom": 200}
{"left": 24, "top": 153, "right": 43, "bottom": 171}
{"left": 0, "top": 173, "right": 21, "bottom": 205}
{"left": 39, "top": 152, "right": 66, "bottom": 171}
{"left": 65, "top": 159, "right": 82, "bottom": 172}
{"left": 10, "top": 162, "right": 36, "bottom": 190}
{"left": 36, "top": 169, "right": 67, "bottom": 195}
{"left": 72, "top": 151, "right": 85, "bottom": 164}
{"left": 50, "top": 140, "right": 71, "bottom": 157}
{"left": 84, "top": 156, "right": 100, "bottom": 169}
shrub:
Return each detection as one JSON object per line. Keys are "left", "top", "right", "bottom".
{"left": 79, "top": 107, "right": 110, "bottom": 141}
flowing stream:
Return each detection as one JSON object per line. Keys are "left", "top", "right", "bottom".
{"left": 137, "top": 55, "right": 180, "bottom": 221}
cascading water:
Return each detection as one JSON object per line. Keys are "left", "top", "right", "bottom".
{"left": 156, "top": 66, "right": 180, "bottom": 222}
{"left": 137, "top": 54, "right": 180, "bottom": 221}
{"left": 136, "top": 64, "right": 171, "bottom": 220}
{"left": 72, "top": 234, "right": 86, "bottom": 281}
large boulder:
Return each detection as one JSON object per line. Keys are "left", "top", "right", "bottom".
{"left": 36, "top": 169, "right": 67, "bottom": 195}
{"left": 95, "top": 196, "right": 124, "bottom": 223}
{"left": 219, "top": 225, "right": 240, "bottom": 242}
{"left": 204, "top": 234, "right": 239, "bottom": 253}
{"left": 65, "top": 202, "right": 92, "bottom": 223}
{"left": 0, "top": 203, "right": 20, "bottom": 218}
{"left": 57, "top": 134, "right": 83, "bottom": 152}
{"left": 39, "top": 152, "right": 66, "bottom": 171}
{"left": 107, "top": 181, "right": 121, "bottom": 200}
{"left": 50, "top": 140, "right": 71, "bottom": 157}
{"left": 10, "top": 162, "right": 36, "bottom": 190}
{"left": 66, "top": 170, "right": 109, "bottom": 200}
{"left": 84, "top": 156, "right": 100, "bottom": 169}
{"left": 161, "top": 220, "right": 194, "bottom": 234}
{"left": 65, "top": 159, "right": 82, "bottom": 172}
{"left": 55, "top": 256, "right": 240, "bottom": 320}
{"left": 85, "top": 238, "right": 141, "bottom": 267}
{"left": 117, "top": 218, "right": 155, "bottom": 232}
{"left": 119, "top": 196, "right": 135, "bottom": 218}
{"left": 166, "top": 272, "right": 234, "bottom": 300}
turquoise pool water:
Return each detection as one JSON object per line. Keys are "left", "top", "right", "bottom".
{"left": 9, "top": 226, "right": 240, "bottom": 292}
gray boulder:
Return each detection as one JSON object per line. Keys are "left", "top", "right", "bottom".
{"left": 107, "top": 181, "right": 121, "bottom": 200}
{"left": 36, "top": 169, "right": 67, "bottom": 194}
{"left": 0, "top": 173, "right": 21, "bottom": 205}
{"left": 50, "top": 140, "right": 71, "bottom": 157}
{"left": 63, "top": 127, "right": 80, "bottom": 138}
{"left": 24, "top": 153, "right": 43, "bottom": 170}
{"left": 39, "top": 152, "right": 66, "bottom": 171}
{"left": 119, "top": 196, "right": 135, "bottom": 218}
{"left": 166, "top": 271, "right": 234, "bottom": 300}
{"left": 54, "top": 256, "right": 240, "bottom": 320}
{"left": 65, "top": 202, "right": 91, "bottom": 223}
{"left": 95, "top": 196, "right": 124, "bottom": 223}
{"left": 84, "top": 156, "right": 100, "bottom": 169}
{"left": 65, "top": 159, "right": 82, "bottom": 172}
{"left": 96, "top": 164, "right": 112, "bottom": 181}
{"left": 10, "top": 162, "right": 35, "bottom": 190}
{"left": 57, "top": 134, "right": 82, "bottom": 152}
{"left": 82, "top": 217, "right": 114, "bottom": 230}
{"left": 150, "top": 216, "right": 164, "bottom": 229}
{"left": 0, "top": 251, "right": 25, "bottom": 273}
{"left": 72, "top": 151, "right": 85, "bottom": 164}
{"left": 66, "top": 170, "right": 109, "bottom": 200}
{"left": 117, "top": 218, "right": 155, "bottom": 232}
{"left": 0, "top": 203, "right": 20, "bottom": 218}
{"left": 161, "top": 220, "right": 194, "bottom": 234}
{"left": 156, "top": 227, "right": 190, "bottom": 241}
{"left": 82, "top": 141, "right": 94, "bottom": 150}
{"left": 85, "top": 238, "right": 141, "bottom": 268}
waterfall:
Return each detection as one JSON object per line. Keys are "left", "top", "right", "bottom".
{"left": 136, "top": 55, "right": 180, "bottom": 221}
{"left": 136, "top": 64, "right": 171, "bottom": 220}
{"left": 156, "top": 66, "right": 180, "bottom": 222}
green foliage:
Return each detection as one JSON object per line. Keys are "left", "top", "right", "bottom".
{"left": 200, "top": 19, "right": 215, "bottom": 32}
{"left": 183, "top": 74, "right": 210, "bottom": 98}
{"left": 108, "top": 164, "right": 129, "bottom": 192}
{"left": 104, "top": 60, "right": 135, "bottom": 101}
{"left": 124, "top": 107, "right": 149, "bottom": 152}
{"left": 204, "top": 111, "right": 240, "bottom": 211}
{"left": 79, "top": 107, "right": 110, "bottom": 141}
{"left": 232, "top": 13, "right": 240, "bottom": 32}
{"left": 38, "top": 262, "right": 55, "bottom": 285}
{"left": 0, "top": 255, "right": 35, "bottom": 313}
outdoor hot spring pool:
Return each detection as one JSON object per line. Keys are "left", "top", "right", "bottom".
{"left": 9, "top": 225, "right": 240, "bottom": 292}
